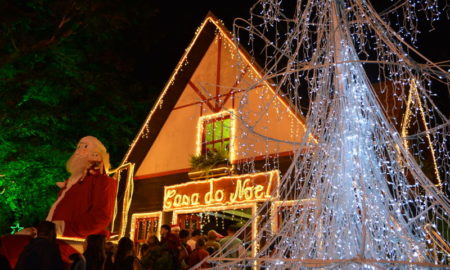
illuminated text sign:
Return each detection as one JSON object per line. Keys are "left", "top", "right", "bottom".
{"left": 163, "top": 170, "right": 279, "bottom": 210}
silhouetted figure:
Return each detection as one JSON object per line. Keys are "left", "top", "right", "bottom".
{"left": 104, "top": 241, "right": 116, "bottom": 270}
{"left": 140, "top": 235, "right": 163, "bottom": 270}
{"left": 178, "top": 229, "right": 191, "bottom": 270}
{"left": 114, "top": 237, "right": 139, "bottom": 270}
{"left": 160, "top": 224, "right": 182, "bottom": 270}
{"left": 69, "top": 253, "right": 86, "bottom": 270}
{"left": 15, "top": 221, "right": 64, "bottom": 270}
{"left": 84, "top": 234, "right": 106, "bottom": 270}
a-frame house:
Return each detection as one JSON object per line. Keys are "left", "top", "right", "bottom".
{"left": 114, "top": 13, "right": 309, "bottom": 247}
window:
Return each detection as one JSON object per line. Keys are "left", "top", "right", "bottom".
{"left": 202, "top": 115, "right": 231, "bottom": 154}
{"left": 133, "top": 216, "right": 159, "bottom": 243}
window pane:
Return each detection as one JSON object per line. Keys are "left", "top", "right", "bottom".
{"left": 214, "top": 142, "right": 222, "bottom": 152}
{"left": 205, "top": 122, "right": 213, "bottom": 142}
{"left": 213, "top": 121, "right": 222, "bottom": 141}
{"left": 206, "top": 144, "right": 214, "bottom": 152}
{"left": 137, "top": 220, "right": 145, "bottom": 240}
{"left": 223, "top": 118, "right": 231, "bottom": 139}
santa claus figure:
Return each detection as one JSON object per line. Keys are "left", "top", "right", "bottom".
{"left": 46, "top": 135, "right": 117, "bottom": 238}
{"left": 0, "top": 136, "right": 117, "bottom": 268}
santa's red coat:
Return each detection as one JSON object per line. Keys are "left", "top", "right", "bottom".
{"left": 50, "top": 172, "right": 117, "bottom": 238}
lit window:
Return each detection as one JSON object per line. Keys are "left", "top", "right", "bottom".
{"left": 202, "top": 115, "right": 231, "bottom": 155}
{"left": 134, "top": 217, "right": 159, "bottom": 243}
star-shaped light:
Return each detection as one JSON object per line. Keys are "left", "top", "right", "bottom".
{"left": 10, "top": 222, "right": 24, "bottom": 234}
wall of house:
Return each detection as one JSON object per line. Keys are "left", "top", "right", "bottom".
{"left": 135, "top": 32, "right": 307, "bottom": 177}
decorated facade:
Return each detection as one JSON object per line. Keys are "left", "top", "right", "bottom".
{"left": 112, "top": 13, "right": 310, "bottom": 251}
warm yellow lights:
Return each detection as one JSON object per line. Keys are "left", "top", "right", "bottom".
{"left": 121, "top": 16, "right": 216, "bottom": 164}
{"left": 109, "top": 162, "right": 135, "bottom": 239}
{"left": 250, "top": 203, "right": 258, "bottom": 258}
{"left": 402, "top": 79, "right": 442, "bottom": 188}
{"left": 57, "top": 236, "right": 85, "bottom": 242}
{"left": 196, "top": 110, "right": 236, "bottom": 162}
{"left": 270, "top": 199, "right": 317, "bottom": 233}
{"left": 163, "top": 170, "right": 279, "bottom": 211}
{"left": 121, "top": 14, "right": 312, "bottom": 166}
{"left": 208, "top": 19, "right": 307, "bottom": 131}
{"left": 130, "top": 211, "right": 162, "bottom": 242}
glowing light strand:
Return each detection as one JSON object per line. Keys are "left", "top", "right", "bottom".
{"left": 193, "top": 0, "right": 450, "bottom": 268}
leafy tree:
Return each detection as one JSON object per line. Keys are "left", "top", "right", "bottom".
{"left": 0, "top": 0, "right": 160, "bottom": 234}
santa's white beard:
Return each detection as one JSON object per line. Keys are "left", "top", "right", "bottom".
{"left": 66, "top": 154, "right": 90, "bottom": 178}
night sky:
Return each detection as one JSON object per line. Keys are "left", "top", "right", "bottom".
{"left": 131, "top": 1, "right": 257, "bottom": 92}
{"left": 135, "top": 1, "right": 449, "bottom": 96}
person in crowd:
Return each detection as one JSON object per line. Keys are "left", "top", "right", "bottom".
{"left": 83, "top": 234, "right": 106, "bottom": 270}
{"left": 160, "top": 224, "right": 181, "bottom": 270}
{"left": 141, "top": 235, "right": 167, "bottom": 270}
{"left": 114, "top": 237, "right": 139, "bottom": 270}
{"left": 186, "top": 229, "right": 202, "bottom": 251}
{"left": 178, "top": 229, "right": 192, "bottom": 269}
{"left": 171, "top": 224, "right": 181, "bottom": 238}
{"left": 139, "top": 243, "right": 150, "bottom": 259}
{"left": 187, "top": 238, "right": 209, "bottom": 268}
{"left": 205, "top": 230, "right": 221, "bottom": 255}
{"left": 15, "top": 221, "right": 64, "bottom": 270}
{"left": 104, "top": 241, "right": 116, "bottom": 270}
{"left": 219, "top": 225, "right": 244, "bottom": 258}
{"left": 69, "top": 253, "right": 86, "bottom": 270}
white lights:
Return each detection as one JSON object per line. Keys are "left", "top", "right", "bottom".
{"left": 200, "top": 0, "right": 450, "bottom": 269}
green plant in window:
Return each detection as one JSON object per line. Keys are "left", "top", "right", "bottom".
{"left": 190, "top": 148, "right": 229, "bottom": 172}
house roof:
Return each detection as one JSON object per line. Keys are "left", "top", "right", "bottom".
{"left": 121, "top": 12, "right": 306, "bottom": 170}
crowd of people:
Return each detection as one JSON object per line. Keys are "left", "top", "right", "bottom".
{"left": 139, "top": 224, "right": 244, "bottom": 270}
{"left": 1, "top": 221, "right": 244, "bottom": 270}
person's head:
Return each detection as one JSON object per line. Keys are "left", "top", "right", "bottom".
{"left": 179, "top": 229, "right": 189, "bottom": 243}
{"left": 171, "top": 224, "right": 181, "bottom": 236}
{"left": 36, "top": 221, "right": 56, "bottom": 242}
{"left": 84, "top": 234, "right": 106, "bottom": 254}
{"left": 115, "top": 237, "right": 135, "bottom": 262}
{"left": 147, "top": 234, "right": 160, "bottom": 246}
{"left": 147, "top": 235, "right": 160, "bottom": 246}
{"left": 195, "top": 238, "right": 206, "bottom": 250}
{"left": 83, "top": 234, "right": 106, "bottom": 269}
{"left": 191, "top": 229, "right": 202, "bottom": 240}
{"left": 160, "top": 224, "right": 171, "bottom": 237}
{"left": 207, "top": 230, "right": 218, "bottom": 241}
{"left": 66, "top": 136, "right": 110, "bottom": 177}
{"left": 226, "top": 225, "right": 238, "bottom": 236}
{"left": 140, "top": 243, "right": 150, "bottom": 257}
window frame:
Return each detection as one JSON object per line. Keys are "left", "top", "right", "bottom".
{"left": 201, "top": 115, "right": 232, "bottom": 155}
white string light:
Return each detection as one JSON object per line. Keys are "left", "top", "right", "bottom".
{"left": 194, "top": 0, "right": 450, "bottom": 269}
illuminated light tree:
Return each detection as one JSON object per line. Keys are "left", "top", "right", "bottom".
{"left": 199, "top": 0, "right": 450, "bottom": 268}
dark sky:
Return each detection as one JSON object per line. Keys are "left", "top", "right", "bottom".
{"left": 132, "top": 1, "right": 257, "bottom": 91}
{"left": 135, "top": 1, "right": 449, "bottom": 94}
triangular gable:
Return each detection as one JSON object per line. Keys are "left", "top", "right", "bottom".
{"left": 122, "top": 12, "right": 307, "bottom": 175}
